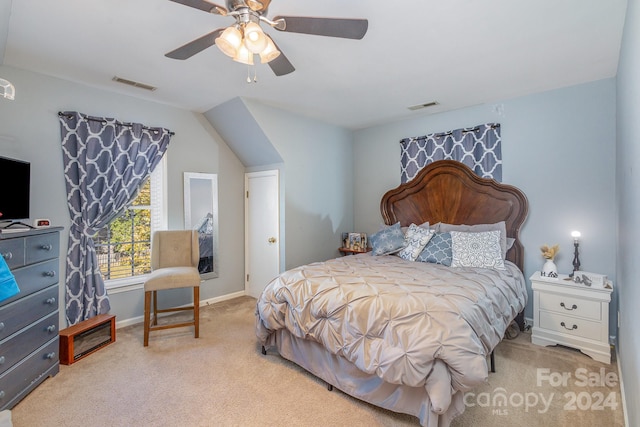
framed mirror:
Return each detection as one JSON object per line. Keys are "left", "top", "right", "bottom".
{"left": 184, "top": 172, "right": 219, "bottom": 279}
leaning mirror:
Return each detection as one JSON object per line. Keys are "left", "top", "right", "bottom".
{"left": 184, "top": 172, "right": 218, "bottom": 279}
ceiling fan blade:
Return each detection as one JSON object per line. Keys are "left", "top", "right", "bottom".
{"left": 165, "top": 29, "right": 225, "bottom": 60}
{"left": 271, "top": 16, "right": 368, "bottom": 40}
{"left": 267, "top": 41, "right": 295, "bottom": 76}
{"left": 169, "top": 0, "right": 227, "bottom": 15}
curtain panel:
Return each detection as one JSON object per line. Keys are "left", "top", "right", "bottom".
{"left": 400, "top": 123, "right": 502, "bottom": 183}
{"left": 59, "top": 111, "right": 173, "bottom": 325}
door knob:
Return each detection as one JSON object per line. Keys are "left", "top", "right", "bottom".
{"left": 268, "top": 237, "right": 277, "bottom": 243}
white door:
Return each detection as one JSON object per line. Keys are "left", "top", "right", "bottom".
{"left": 245, "top": 170, "right": 280, "bottom": 299}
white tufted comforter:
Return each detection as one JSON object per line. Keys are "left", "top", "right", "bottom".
{"left": 255, "top": 253, "right": 526, "bottom": 416}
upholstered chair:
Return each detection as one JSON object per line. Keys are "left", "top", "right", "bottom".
{"left": 143, "top": 230, "right": 201, "bottom": 346}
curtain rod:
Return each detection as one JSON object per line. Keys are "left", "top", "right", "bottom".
{"left": 58, "top": 112, "right": 175, "bottom": 136}
{"left": 400, "top": 124, "right": 500, "bottom": 143}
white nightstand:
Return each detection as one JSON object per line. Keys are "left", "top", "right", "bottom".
{"left": 530, "top": 271, "right": 613, "bottom": 364}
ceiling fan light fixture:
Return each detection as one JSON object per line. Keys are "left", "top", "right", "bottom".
{"left": 216, "top": 26, "right": 243, "bottom": 58}
{"left": 233, "top": 44, "right": 255, "bottom": 65}
{"left": 243, "top": 22, "right": 268, "bottom": 54}
{"left": 0, "top": 78, "right": 15, "bottom": 101}
{"left": 259, "top": 36, "right": 280, "bottom": 63}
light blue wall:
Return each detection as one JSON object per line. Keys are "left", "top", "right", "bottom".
{"left": 353, "top": 79, "right": 617, "bottom": 335}
{"left": 242, "top": 99, "right": 355, "bottom": 269}
{"left": 0, "top": 64, "right": 246, "bottom": 328}
{"left": 616, "top": 0, "right": 640, "bottom": 424}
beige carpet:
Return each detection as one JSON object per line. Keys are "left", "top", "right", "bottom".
{"left": 11, "top": 297, "right": 624, "bottom": 427}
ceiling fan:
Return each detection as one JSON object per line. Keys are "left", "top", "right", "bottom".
{"left": 165, "top": 0, "right": 369, "bottom": 76}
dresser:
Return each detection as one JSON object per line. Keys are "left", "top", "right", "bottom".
{"left": 0, "top": 227, "right": 62, "bottom": 410}
{"left": 531, "top": 271, "right": 613, "bottom": 364}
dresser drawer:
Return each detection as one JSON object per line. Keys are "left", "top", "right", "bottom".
{"left": 539, "top": 311, "right": 601, "bottom": 341}
{"left": 538, "top": 291, "right": 601, "bottom": 321}
{"left": 0, "top": 238, "right": 25, "bottom": 269}
{"left": 6, "top": 259, "right": 59, "bottom": 303}
{"left": 0, "top": 311, "right": 59, "bottom": 376}
{"left": 0, "top": 338, "right": 59, "bottom": 410}
{"left": 25, "top": 233, "right": 60, "bottom": 265}
{"left": 0, "top": 286, "right": 58, "bottom": 341}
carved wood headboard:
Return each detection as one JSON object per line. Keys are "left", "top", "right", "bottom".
{"left": 380, "top": 160, "right": 529, "bottom": 271}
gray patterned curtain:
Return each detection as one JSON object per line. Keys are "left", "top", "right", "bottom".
{"left": 400, "top": 123, "right": 501, "bottom": 183}
{"left": 59, "top": 111, "right": 173, "bottom": 325}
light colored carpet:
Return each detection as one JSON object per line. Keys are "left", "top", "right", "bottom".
{"left": 11, "top": 296, "right": 624, "bottom": 426}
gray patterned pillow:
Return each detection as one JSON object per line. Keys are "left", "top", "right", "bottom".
{"left": 416, "top": 232, "right": 453, "bottom": 266}
{"left": 450, "top": 230, "right": 506, "bottom": 270}
{"left": 369, "top": 222, "right": 406, "bottom": 256}
{"left": 438, "top": 221, "right": 509, "bottom": 259}
{"left": 397, "top": 223, "right": 435, "bottom": 261}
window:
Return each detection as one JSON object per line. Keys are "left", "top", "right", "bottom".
{"left": 94, "top": 158, "right": 166, "bottom": 288}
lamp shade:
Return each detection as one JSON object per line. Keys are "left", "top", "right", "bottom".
{"left": 233, "top": 44, "right": 254, "bottom": 65}
{"left": 216, "top": 26, "right": 243, "bottom": 58}
{"left": 243, "top": 22, "right": 268, "bottom": 54}
{"left": 0, "top": 78, "right": 15, "bottom": 101}
{"left": 259, "top": 36, "right": 281, "bottom": 63}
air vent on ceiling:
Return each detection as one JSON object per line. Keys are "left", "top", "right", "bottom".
{"left": 112, "top": 76, "right": 157, "bottom": 92}
{"left": 408, "top": 101, "right": 439, "bottom": 111}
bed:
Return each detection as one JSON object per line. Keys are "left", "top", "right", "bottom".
{"left": 255, "top": 160, "right": 529, "bottom": 426}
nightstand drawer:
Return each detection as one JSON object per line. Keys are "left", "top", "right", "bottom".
{"left": 538, "top": 292, "right": 601, "bottom": 321}
{"left": 539, "top": 311, "right": 601, "bottom": 341}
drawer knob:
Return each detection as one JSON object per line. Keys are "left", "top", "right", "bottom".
{"left": 1, "top": 252, "right": 12, "bottom": 260}
{"left": 560, "top": 321, "right": 578, "bottom": 331}
{"left": 0, "top": 356, "right": 5, "bottom": 364}
{"left": 0, "top": 391, "right": 4, "bottom": 399}
{"left": 43, "top": 270, "right": 56, "bottom": 277}
{"left": 45, "top": 297, "right": 56, "bottom": 305}
{"left": 47, "top": 325, "right": 57, "bottom": 333}
{"left": 0, "top": 322, "right": 4, "bottom": 331}
{"left": 560, "top": 302, "right": 578, "bottom": 311}
{"left": 45, "top": 352, "right": 56, "bottom": 360}
{"left": 40, "top": 244, "right": 53, "bottom": 251}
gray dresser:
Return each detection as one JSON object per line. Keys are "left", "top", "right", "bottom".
{"left": 0, "top": 227, "right": 62, "bottom": 410}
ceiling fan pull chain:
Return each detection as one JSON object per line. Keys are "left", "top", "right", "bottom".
{"left": 247, "top": 65, "right": 252, "bottom": 83}
{"left": 253, "top": 66, "right": 258, "bottom": 83}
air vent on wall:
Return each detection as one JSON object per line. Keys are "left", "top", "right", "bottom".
{"left": 112, "top": 76, "right": 157, "bottom": 92}
{"left": 408, "top": 101, "right": 439, "bottom": 111}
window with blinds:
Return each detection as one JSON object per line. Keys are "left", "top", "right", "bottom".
{"left": 94, "top": 158, "right": 166, "bottom": 285}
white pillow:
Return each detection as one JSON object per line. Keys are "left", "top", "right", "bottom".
{"left": 450, "top": 230, "right": 506, "bottom": 270}
{"left": 397, "top": 223, "right": 435, "bottom": 262}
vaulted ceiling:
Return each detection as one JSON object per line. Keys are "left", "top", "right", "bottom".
{"left": 0, "top": 0, "right": 628, "bottom": 130}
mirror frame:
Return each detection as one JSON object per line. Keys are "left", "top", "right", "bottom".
{"left": 183, "top": 172, "right": 219, "bottom": 279}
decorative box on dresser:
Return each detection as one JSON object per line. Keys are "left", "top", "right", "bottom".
{"left": 530, "top": 271, "right": 613, "bottom": 364}
{"left": 0, "top": 226, "right": 63, "bottom": 410}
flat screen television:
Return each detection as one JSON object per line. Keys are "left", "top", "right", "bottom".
{"left": 0, "top": 156, "right": 30, "bottom": 221}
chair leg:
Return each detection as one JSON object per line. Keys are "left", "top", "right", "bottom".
{"left": 193, "top": 286, "right": 200, "bottom": 339}
{"left": 152, "top": 290, "right": 158, "bottom": 326}
{"left": 143, "top": 290, "right": 151, "bottom": 347}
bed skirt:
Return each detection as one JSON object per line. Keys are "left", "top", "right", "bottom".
{"left": 264, "top": 329, "right": 466, "bottom": 427}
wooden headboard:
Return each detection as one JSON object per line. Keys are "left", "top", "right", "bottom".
{"left": 380, "top": 160, "right": 529, "bottom": 271}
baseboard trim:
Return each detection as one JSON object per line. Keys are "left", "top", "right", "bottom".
{"left": 616, "top": 347, "right": 629, "bottom": 427}
{"left": 114, "top": 290, "right": 248, "bottom": 329}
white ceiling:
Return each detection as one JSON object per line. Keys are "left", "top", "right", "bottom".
{"left": 0, "top": 0, "right": 628, "bottom": 130}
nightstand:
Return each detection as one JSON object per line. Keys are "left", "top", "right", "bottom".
{"left": 531, "top": 271, "right": 613, "bottom": 364}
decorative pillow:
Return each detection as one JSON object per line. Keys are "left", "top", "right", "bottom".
{"left": 397, "top": 224, "right": 435, "bottom": 261}
{"left": 369, "top": 222, "right": 406, "bottom": 256}
{"left": 416, "top": 232, "right": 453, "bottom": 266}
{"left": 450, "top": 230, "right": 506, "bottom": 270}
{"left": 438, "top": 221, "right": 509, "bottom": 259}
